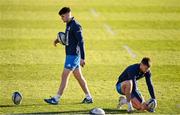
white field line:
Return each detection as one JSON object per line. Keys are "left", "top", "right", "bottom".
{"left": 104, "top": 24, "right": 115, "bottom": 35}
{"left": 90, "top": 8, "right": 115, "bottom": 35}
{"left": 123, "top": 45, "right": 137, "bottom": 58}
{"left": 90, "top": 8, "right": 99, "bottom": 17}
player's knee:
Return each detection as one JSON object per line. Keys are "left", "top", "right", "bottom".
{"left": 125, "top": 80, "right": 133, "bottom": 90}
{"left": 121, "top": 80, "right": 133, "bottom": 95}
{"left": 126, "top": 80, "right": 132, "bottom": 86}
{"left": 76, "top": 75, "right": 87, "bottom": 85}
{"left": 74, "top": 74, "right": 83, "bottom": 80}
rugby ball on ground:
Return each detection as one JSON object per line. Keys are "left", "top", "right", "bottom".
{"left": 12, "top": 92, "right": 22, "bottom": 105}
{"left": 90, "top": 108, "right": 105, "bottom": 115}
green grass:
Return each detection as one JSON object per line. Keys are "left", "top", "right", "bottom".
{"left": 0, "top": 0, "right": 180, "bottom": 114}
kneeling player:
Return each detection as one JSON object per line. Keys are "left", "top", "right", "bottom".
{"left": 116, "top": 57, "right": 157, "bottom": 112}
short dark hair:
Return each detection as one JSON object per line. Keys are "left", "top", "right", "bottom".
{"left": 141, "top": 57, "right": 151, "bottom": 68}
{"left": 59, "top": 7, "right": 71, "bottom": 15}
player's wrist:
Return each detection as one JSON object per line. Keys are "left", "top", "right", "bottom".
{"left": 54, "top": 39, "right": 59, "bottom": 43}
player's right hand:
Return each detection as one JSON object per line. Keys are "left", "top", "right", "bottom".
{"left": 54, "top": 39, "right": 59, "bottom": 47}
{"left": 80, "top": 59, "right": 85, "bottom": 67}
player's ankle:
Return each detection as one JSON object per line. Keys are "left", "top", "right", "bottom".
{"left": 127, "top": 101, "right": 133, "bottom": 108}
{"left": 54, "top": 94, "right": 61, "bottom": 101}
{"left": 122, "top": 98, "right": 127, "bottom": 104}
{"left": 86, "top": 94, "right": 92, "bottom": 100}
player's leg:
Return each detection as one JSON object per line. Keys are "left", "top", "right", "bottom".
{"left": 44, "top": 68, "right": 72, "bottom": 105}
{"left": 131, "top": 98, "right": 148, "bottom": 111}
{"left": 121, "top": 80, "right": 133, "bottom": 102}
{"left": 121, "top": 80, "right": 134, "bottom": 112}
{"left": 131, "top": 90, "right": 148, "bottom": 111}
{"left": 44, "top": 55, "right": 76, "bottom": 105}
{"left": 57, "top": 68, "right": 72, "bottom": 96}
{"left": 116, "top": 80, "right": 133, "bottom": 112}
{"left": 116, "top": 82, "right": 127, "bottom": 109}
{"left": 73, "top": 67, "right": 93, "bottom": 103}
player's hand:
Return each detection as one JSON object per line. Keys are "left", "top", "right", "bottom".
{"left": 148, "top": 108, "right": 155, "bottom": 112}
{"left": 53, "top": 39, "right": 59, "bottom": 47}
{"left": 154, "top": 99, "right": 157, "bottom": 107}
{"left": 151, "top": 99, "right": 157, "bottom": 107}
{"left": 80, "top": 59, "right": 85, "bottom": 67}
{"left": 147, "top": 99, "right": 157, "bottom": 112}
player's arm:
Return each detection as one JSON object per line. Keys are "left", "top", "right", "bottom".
{"left": 145, "top": 72, "right": 156, "bottom": 99}
{"left": 73, "top": 24, "right": 85, "bottom": 67}
{"left": 127, "top": 70, "right": 138, "bottom": 92}
{"left": 131, "top": 77, "right": 138, "bottom": 92}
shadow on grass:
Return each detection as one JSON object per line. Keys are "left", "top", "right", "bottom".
{"left": 0, "top": 101, "right": 83, "bottom": 108}
{"left": 0, "top": 104, "right": 142, "bottom": 114}
{"left": 104, "top": 108, "right": 128, "bottom": 114}
{"left": 26, "top": 110, "right": 90, "bottom": 114}
{"left": 21, "top": 109, "right": 136, "bottom": 114}
{"left": 0, "top": 104, "right": 48, "bottom": 108}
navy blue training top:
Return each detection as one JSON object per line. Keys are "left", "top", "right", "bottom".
{"left": 117, "top": 63, "right": 155, "bottom": 99}
{"left": 65, "top": 17, "right": 85, "bottom": 59}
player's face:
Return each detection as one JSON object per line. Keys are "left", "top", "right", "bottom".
{"left": 140, "top": 63, "right": 150, "bottom": 73}
{"left": 60, "top": 12, "right": 71, "bottom": 23}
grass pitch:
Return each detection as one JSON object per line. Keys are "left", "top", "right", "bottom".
{"left": 0, "top": 0, "right": 180, "bottom": 114}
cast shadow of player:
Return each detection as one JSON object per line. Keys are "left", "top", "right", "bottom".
{"left": 23, "top": 108, "right": 140, "bottom": 114}
{"left": 0, "top": 102, "right": 82, "bottom": 108}
{"left": 0, "top": 103, "right": 143, "bottom": 114}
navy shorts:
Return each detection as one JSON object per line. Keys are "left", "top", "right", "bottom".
{"left": 116, "top": 82, "right": 124, "bottom": 95}
{"left": 64, "top": 55, "right": 80, "bottom": 71}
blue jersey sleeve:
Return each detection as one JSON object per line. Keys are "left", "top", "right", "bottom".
{"left": 132, "top": 78, "right": 138, "bottom": 92}
{"left": 145, "top": 71, "right": 156, "bottom": 99}
{"left": 73, "top": 24, "right": 85, "bottom": 60}
{"left": 127, "top": 68, "right": 138, "bottom": 91}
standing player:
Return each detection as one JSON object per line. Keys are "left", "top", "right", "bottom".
{"left": 116, "top": 57, "right": 157, "bottom": 112}
{"left": 44, "top": 7, "right": 93, "bottom": 104}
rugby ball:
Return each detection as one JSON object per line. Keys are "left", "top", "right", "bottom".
{"left": 12, "top": 92, "right": 22, "bottom": 105}
{"left": 146, "top": 98, "right": 157, "bottom": 110}
{"left": 90, "top": 108, "right": 105, "bottom": 115}
{"left": 57, "top": 32, "right": 66, "bottom": 45}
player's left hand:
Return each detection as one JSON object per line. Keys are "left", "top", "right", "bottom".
{"left": 80, "top": 59, "right": 85, "bottom": 67}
